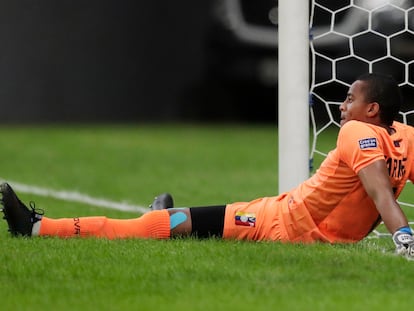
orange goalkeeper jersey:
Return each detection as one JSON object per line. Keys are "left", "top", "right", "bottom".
{"left": 282, "top": 120, "right": 414, "bottom": 243}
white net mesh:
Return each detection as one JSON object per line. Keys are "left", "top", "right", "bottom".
{"left": 309, "top": 0, "right": 414, "bottom": 237}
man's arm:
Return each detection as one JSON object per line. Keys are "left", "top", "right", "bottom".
{"left": 358, "top": 159, "right": 414, "bottom": 258}
{"left": 358, "top": 159, "right": 408, "bottom": 234}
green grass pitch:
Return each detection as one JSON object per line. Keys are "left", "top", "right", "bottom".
{"left": 0, "top": 124, "right": 413, "bottom": 311}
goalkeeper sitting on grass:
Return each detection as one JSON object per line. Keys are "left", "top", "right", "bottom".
{"left": 2, "top": 73, "right": 414, "bottom": 259}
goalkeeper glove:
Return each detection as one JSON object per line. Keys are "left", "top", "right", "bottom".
{"left": 392, "top": 227, "right": 414, "bottom": 259}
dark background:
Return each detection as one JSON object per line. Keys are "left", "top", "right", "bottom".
{"left": 0, "top": 1, "right": 278, "bottom": 123}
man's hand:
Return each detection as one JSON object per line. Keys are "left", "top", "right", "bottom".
{"left": 392, "top": 229, "right": 414, "bottom": 259}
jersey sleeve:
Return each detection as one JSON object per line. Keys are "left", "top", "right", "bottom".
{"left": 337, "top": 121, "right": 385, "bottom": 174}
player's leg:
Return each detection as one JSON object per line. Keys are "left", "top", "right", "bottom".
{"left": 171, "top": 197, "right": 284, "bottom": 241}
{"left": 148, "top": 194, "right": 226, "bottom": 238}
{"left": 37, "top": 211, "right": 173, "bottom": 239}
{"left": 0, "top": 182, "right": 226, "bottom": 239}
{"left": 222, "top": 197, "right": 285, "bottom": 241}
{"left": 0, "top": 182, "right": 172, "bottom": 239}
{"left": 149, "top": 194, "right": 226, "bottom": 238}
{"left": 168, "top": 198, "right": 283, "bottom": 241}
{"left": 0, "top": 182, "right": 279, "bottom": 241}
{"left": 187, "top": 205, "right": 226, "bottom": 238}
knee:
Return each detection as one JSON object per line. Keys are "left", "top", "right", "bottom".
{"left": 168, "top": 208, "right": 192, "bottom": 235}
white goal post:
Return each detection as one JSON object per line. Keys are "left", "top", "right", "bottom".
{"left": 278, "top": 0, "right": 310, "bottom": 192}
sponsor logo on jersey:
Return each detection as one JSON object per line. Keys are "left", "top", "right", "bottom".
{"left": 359, "top": 137, "right": 377, "bottom": 149}
{"left": 235, "top": 212, "right": 256, "bottom": 227}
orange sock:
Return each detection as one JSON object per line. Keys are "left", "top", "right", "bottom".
{"left": 37, "top": 210, "right": 171, "bottom": 239}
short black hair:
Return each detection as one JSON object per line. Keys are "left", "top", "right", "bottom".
{"left": 357, "top": 73, "right": 402, "bottom": 126}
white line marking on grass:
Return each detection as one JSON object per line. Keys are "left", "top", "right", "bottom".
{"left": 0, "top": 179, "right": 148, "bottom": 214}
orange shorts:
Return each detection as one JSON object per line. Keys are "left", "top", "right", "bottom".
{"left": 223, "top": 194, "right": 328, "bottom": 243}
{"left": 223, "top": 194, "right": 290, "bottom": 241}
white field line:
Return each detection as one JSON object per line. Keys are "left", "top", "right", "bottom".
{"left": 0, "top": 179, "right": 148, "bottom": 214}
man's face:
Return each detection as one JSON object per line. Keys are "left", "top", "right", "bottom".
{"left": 339, "top": 80, "right": 371, "bottom": 127}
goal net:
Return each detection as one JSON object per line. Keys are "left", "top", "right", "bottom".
{"left": 309, "top": 0, "right": 414, "bottom": 237}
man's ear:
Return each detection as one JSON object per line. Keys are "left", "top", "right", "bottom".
{"left": 367, "top": 102, "right": 380, "bottom": 117}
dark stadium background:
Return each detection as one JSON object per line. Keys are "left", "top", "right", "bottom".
{"left": 0, "top": 0, "right": 411, "bottom": 123}
{"left": 0, "top": 0, "right": 278, "bottom": 123}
